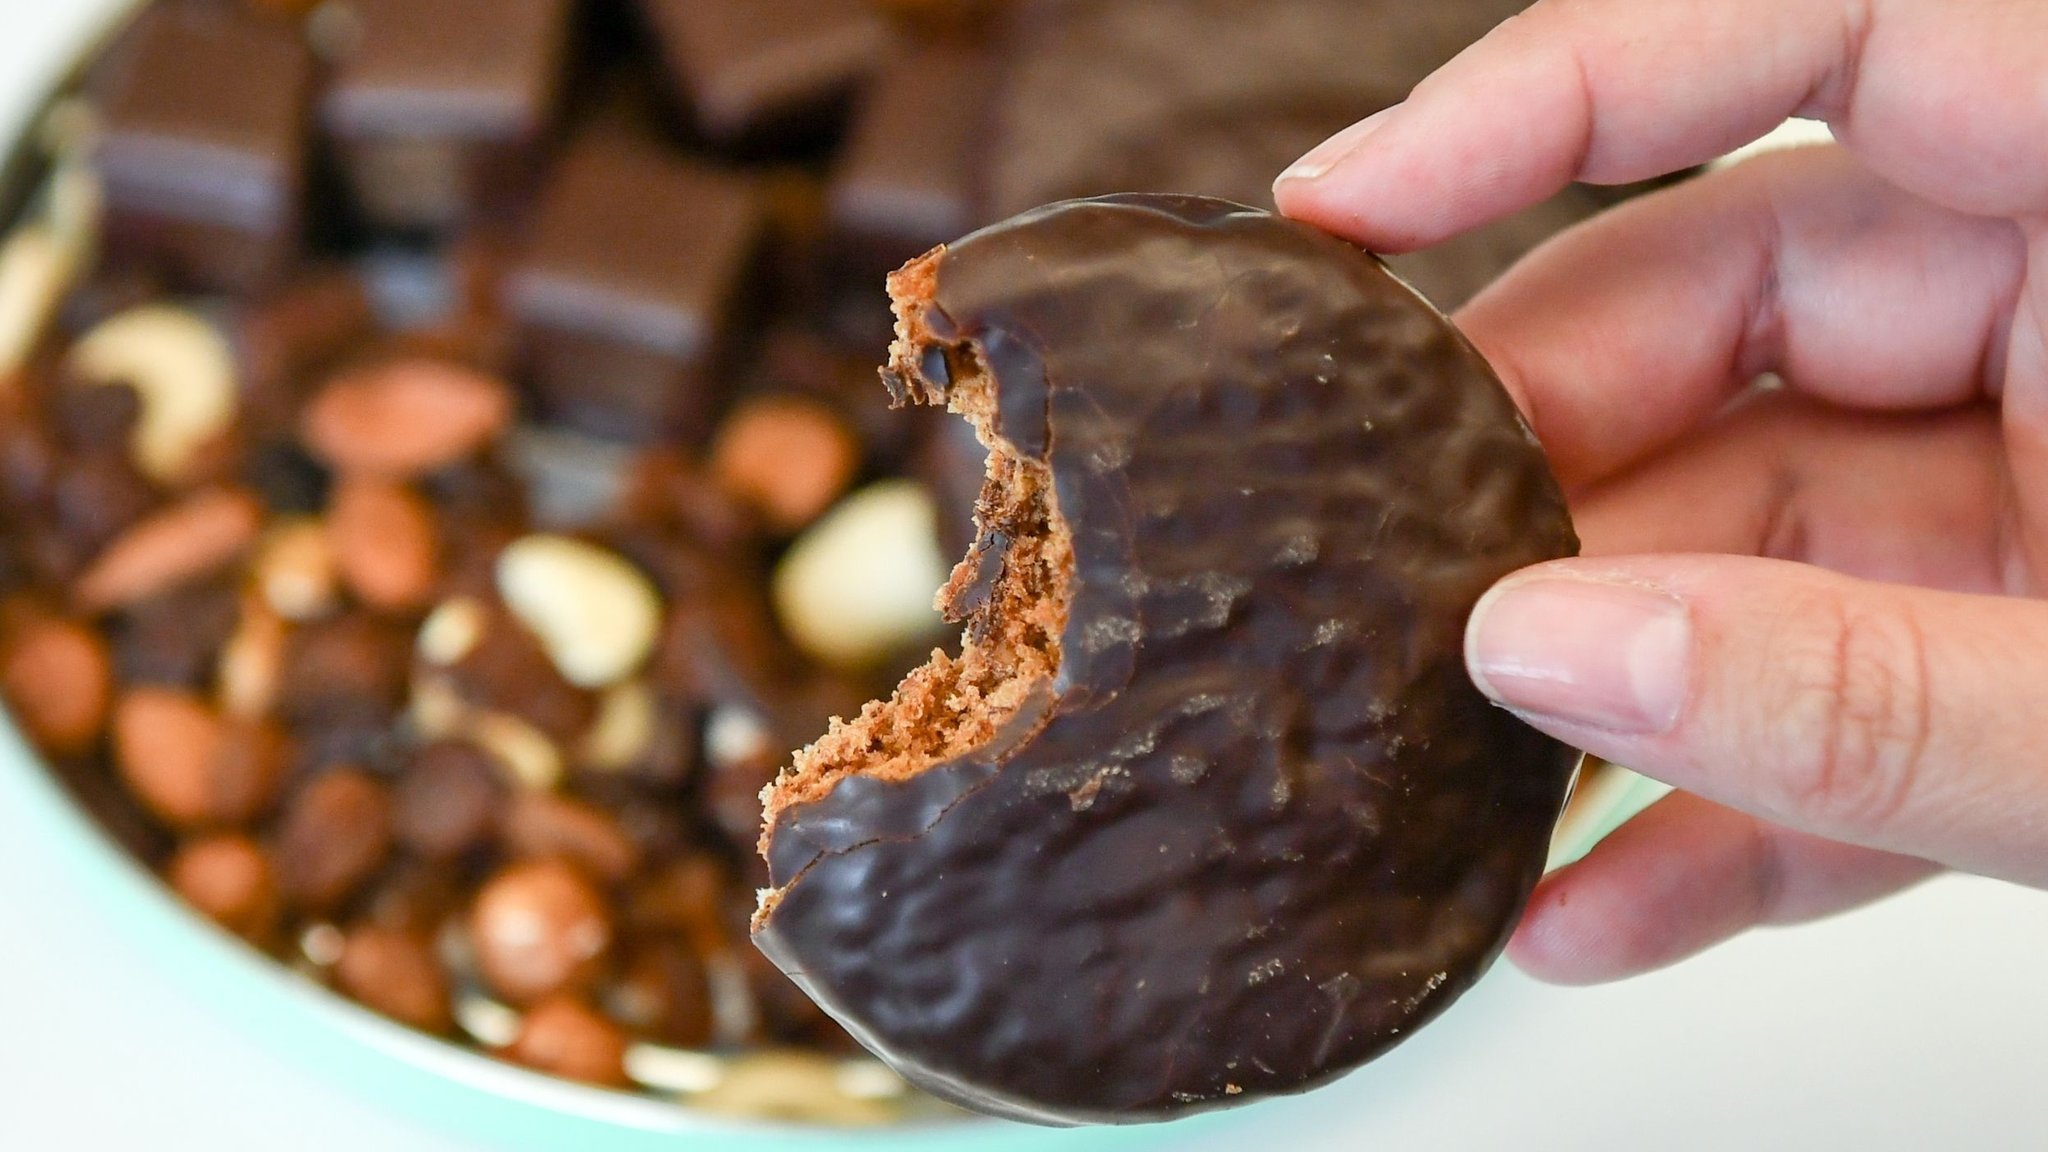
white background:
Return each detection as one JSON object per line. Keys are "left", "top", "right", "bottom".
{"left": 2, "top": 2, "right": 2047, "bottom": 1149}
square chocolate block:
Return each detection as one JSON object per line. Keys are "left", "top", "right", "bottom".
{"left": 507, "top": 134, "right": 765, "bottom": 444}
{"left": 90, "top": 3, "right": 316, "bottom": 294}
{"left": 825, "top": 42, "right": 989, "bottom": 340}
{"left": 636, "top": 0, "right": 891, "bottom": 146}
{"left": 323, "top": 0, "right": 576, "bottom": 232}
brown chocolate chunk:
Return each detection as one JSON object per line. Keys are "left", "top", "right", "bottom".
{"left": 983, "top": 0, "right": 1528, "bottom": 221}
{"left": 90, "top": 2, "right": 316, "bottom": 293}
{"left": 507, "top": 134, "right": 765, "bottom": 444}
{"left": 110, "top": 577, "right": 242, "bottom": 689}
{"left": 636, "top": 0, "right": 891, "bottom": 145}
{"left": 976, "top": 0, "right": 1603, "bottom": 309}
{"left": 323, "top": 0, "right": 575, "bottom": 231}
{"left": 824, "top": 42, "right": 990, "bottom": 337}
{"left": 752, "top": 196, "right": 1580, "bottom": 1124}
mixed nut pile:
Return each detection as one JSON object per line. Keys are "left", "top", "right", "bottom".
{"left": 0, "top": 0, "right": 1599, "bottom": 1120}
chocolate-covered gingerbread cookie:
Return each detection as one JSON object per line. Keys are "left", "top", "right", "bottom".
{"left": 752, "top": 194, "right": 1581, "bottom": 1125}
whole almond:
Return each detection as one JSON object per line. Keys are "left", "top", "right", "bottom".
{"left": 503, "top": 994, "right": 630, "bottom": 1087}
{"left": 169, "top": 834, "right": 281, "bottom": 943}
{"left": 113, "top": 688, "right": 222, "bottom": 827}
{"left": 710, "top": 396, "right": 860, "bottom": 534}
{"left": 0, "top": 609, "right": 111, "bottom": 755}
{"left": 113, "top": 689, "right": 287, "bottom": 830}
{"left": 301, "top": 359, "right": 512, "bottom": 479}
{"left": 76, "top": 487, "right": 263, "bottom": 614}
{"left": 329, "top": 478, "right": 439, "bottom": 612}
{"left": 335, "top": 924, "right": 452, "bottom": 1034}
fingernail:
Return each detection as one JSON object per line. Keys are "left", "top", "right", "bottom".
{"left": 1466, "top": 575, "right": 1692, "bottom": 735}
{"left": 1275, "top": 106, "right": 1399, "bottom": 186}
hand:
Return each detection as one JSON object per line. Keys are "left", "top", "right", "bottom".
{"left": 1274, "top": 0, "right": 2048, "bottom": 984}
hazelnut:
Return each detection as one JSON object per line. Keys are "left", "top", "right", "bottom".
{"left": 391, "top": 739, "right": 505, "bottom": 859}
{"left": 167, "top": 834, "right": 281, "bottom": 943}
{"left": 470, "top": 859, "right": 612, "bottom": 1005}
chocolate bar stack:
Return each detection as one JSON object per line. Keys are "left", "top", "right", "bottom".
{"left": 0, "top": 0, "right": 1619, "bottom": 1110}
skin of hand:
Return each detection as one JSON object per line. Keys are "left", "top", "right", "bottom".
{"left": 1273, "top": 0, "right": 2048, "bottom": 985}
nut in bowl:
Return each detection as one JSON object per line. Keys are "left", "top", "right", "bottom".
{"left": 0, "top": 0, "right": 1666, "bottom": 1140}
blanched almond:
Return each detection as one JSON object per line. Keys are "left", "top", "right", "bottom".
{"left": 495, "top": 535, "right": 661, "bottom": 689}
{"left": 771, "top": 480, "right": 948, "bottom": 670}
{"left": 301, "top": 359, "right": 512, "bottom": 479}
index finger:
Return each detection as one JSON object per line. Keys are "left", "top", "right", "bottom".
{"left": 1274, "top": 0, "right": 2048, "bottom": 252}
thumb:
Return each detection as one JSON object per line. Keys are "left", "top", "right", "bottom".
{"left": 1466, "top": 555, "right": 2048, "bottom": 885}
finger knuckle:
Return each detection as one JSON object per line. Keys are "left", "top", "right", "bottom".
{"left": 1759, "top": 593, "right": 1931, "bottom": 834}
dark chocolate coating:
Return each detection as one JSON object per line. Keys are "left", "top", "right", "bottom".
{"left": 91, "top": 3, "right": 315, "bottom": 293}
{"left": 753, "top": 195, "right": 1580, "bottom": 1125}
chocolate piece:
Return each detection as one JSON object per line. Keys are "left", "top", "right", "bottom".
{"left": 981, "top": 0, "right": 1527, "bottom": 219}
{"left": 825, "top": 42, "right": 990, "bottom": 340}
{"left": 323, "top": 0, "right": 575, "bottom": 231}
{"left": 90, "top": 3, "right": 316, "bottom": 293}
{"left": 507, "top": 135, "right": 765, "bottom": 443}
{"left": 636, "top": 0, "right": 891, "bottom": 146}
{"left": 753, "top": 196, "right": 1580, "bottom": 1124}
